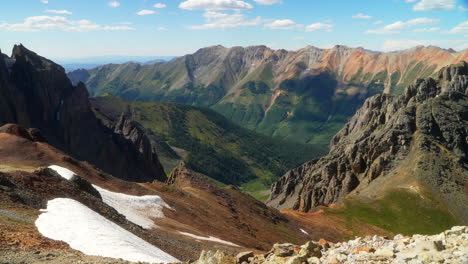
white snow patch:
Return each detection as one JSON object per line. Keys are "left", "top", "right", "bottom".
{"left": 93, "top": 185, "right": 171, "bottom": 229}
{"left": 48, "top": 165, "right": 76, "bottom": 180}
{"left": 300, "top": 228, "right": 309, "bottom": 235}
{"left": 179, "top": 232, "right": 240, "bottom": 247}
{"left": 48, "top": 165, "right": 172, "bottom": 229}
{"left": 35, "top": 198, "right": 180, "bottom": 263}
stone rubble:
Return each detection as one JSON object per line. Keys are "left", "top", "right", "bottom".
{"left": 191, "top": 226, "right": 468, "bottom": 264}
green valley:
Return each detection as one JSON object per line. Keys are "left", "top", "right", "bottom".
{"left": 91, "top": 95, "right": 327, "bottom": 200}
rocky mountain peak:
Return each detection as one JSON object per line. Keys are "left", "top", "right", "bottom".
{"left": 0, "top": 45, "right": 167, "bottom": 183}
{"left": 267, "top": 61, "right": 468, "bottom": 221}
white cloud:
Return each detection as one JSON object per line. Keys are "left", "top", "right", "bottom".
{"left": 324, "top": 19, "right": 333, "bottom": 23}
{"left": 459, "top": 6, "right": 468, "bottom": 11}
{"left": 253, "top": 0, "right": 282, "bottom": 5}
{"left": 413, "top": 0, "right": 455, "bottom": 11}
{"left": 40, "top": 0, "right": 48, "bottom": 4}
{"left": 406, "top": 0, "right": 417, "bottom": 2}
{"left": 305, "top": 23, "right": 333, "bottom": 32}
{"left": 447, "top": 21, "right": 468, "bottom": 34}
{"left": 136, "top": 10, "right": 156, "bottom": 15}
{"left": 413, "top": 27, "right": 440, "bottom": 32}
{"left": 45, "top": 9, "right": 72, "bottom": 15}
{"left": 154, "top": 3, "right": 167, "bottom": 8}
{"left": 188, "top": 11, "right": 264, "bottom": 29}
{"left": 108, "top": 1, "right": 120, "bottom": 8}
{"left": 179, "top": 0, "right": 253, "bottom": 10}
{"left": 381, "top": 39, "right": 467, "bottom": 51}
{"left": 265, "top": 19, "right": 299, "bottom": 30}
{"left": 0, "top": 16, "right": 134, "bottom": 32}
{"left": 157, "top": 26, "right": 168, "bottom": 31}
{"left": 352, "top": 13, "right": 372, "bottom": 19}
{"left": 374, "top": 20, "right": 384, "bottom": 24}
{"left": 366, "top": 17, "right": 439, "bottom": 34}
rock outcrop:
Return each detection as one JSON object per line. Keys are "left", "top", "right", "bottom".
{"left": 0, "top": 45, "right": 166, "bottom": 182}
{"left": 191, "top": 226, "right": 468, "bottom": 264}
{"left": 267, "top": 62, "right": 468, "bottom": 222}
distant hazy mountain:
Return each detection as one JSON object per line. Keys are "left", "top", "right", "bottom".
{"left": 68, "top": 45, "right": 467, "bottom": 144}
{"left": 56, "top": 55, "right": 175, "bottom": 71}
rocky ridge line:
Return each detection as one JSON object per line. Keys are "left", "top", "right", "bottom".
{"left": 267, "top": 61, "right": 468, "bottom": 220}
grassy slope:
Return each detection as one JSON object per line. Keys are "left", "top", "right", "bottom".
{"left": 91, "top": 95, "right": 327, "bottom": 201}
{"left": 324, "top": 189, "right": 459, "bottom": 237}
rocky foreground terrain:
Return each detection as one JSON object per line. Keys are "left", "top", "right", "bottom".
{"left": 194, "top": 226, "right": 468, "bottom": 264}
{"left": 2, "top": 226, "right": 466, "bottom": 264}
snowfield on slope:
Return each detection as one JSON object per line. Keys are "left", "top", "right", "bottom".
{"left": 179, "top": 232, "right": 240, "bottom": 247}
{"left": 93, "top": 185, "right": 172, "bottom": 229}
{"left": 48, "top": 165, "right": 76, "bottom": 180}
{"left": 35, "top": 198, "right": 180, "bottom": 263}
{"left": 48, "top": 165, "right": 172, "bottom": 229}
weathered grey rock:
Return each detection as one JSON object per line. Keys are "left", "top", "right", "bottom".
{"left": 190, "top": 226, "right": 468, "bottom": 264}
{"left": 236, "top": 251, "right": 254, "bottom": 264}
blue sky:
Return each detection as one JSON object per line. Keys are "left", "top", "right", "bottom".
{"left": 0, "top": 0, "right": 467, "bottom": 58}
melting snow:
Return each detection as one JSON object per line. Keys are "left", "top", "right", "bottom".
{"left": 179, "top": 232, "right": 240, "bottom": 247}
{"left": 300, "top": 228, "right": 309, "bottom": 235}
{"left": 48, "top": 165, "right": 172, "bottom": 229}
{"left": 48, "top": 165, "right": 76, "bottom": 180}
{"left": 35, "top": 198, "right": 180, "bottom": 263}
{"left": 93, "top": 185, "right": 171, "bottom": 229}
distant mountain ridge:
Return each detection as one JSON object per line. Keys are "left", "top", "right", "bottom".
{"left": 68, "top": 45, "right": 468, "bottom": 144}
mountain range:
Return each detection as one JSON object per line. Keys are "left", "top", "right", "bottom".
{"left": 0, "top": 44, "right": 467, "bottom": 263}
{"left": 68, "top": 45, "right": 468, "bottom": 145}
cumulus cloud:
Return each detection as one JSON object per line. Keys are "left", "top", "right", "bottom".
{"left": 413, "top": 27, "right": 440, "bottom": 32}
{"left": 188, "top": 11, "right": 264, "bottom": 29}
{"left": 265, "top": 19, "right": 299, "bottom": 30}
{"left": 136, "top": 10, "right": 156, "bottom": 15}
{"left": 179, "top": 0, "right": 253, "bottom": 10}
{"left": 0, "top": 16, "right": 134, "bottom": 32}
{"left": 447, "top": 21, "right": 468, "bottom": 34}
{"left": 45, "top": 9, "right": 72, "bottom": 15}
{"left": 412, "top": 0, "right": 455, "bottom": 11}
{"left": 157, "top": 26, "right": 168, "bottom": 31}
{"left": 405, "top": 0, "right": 417, "bottom": 2}
{"left": 108, "top": 1, "right": 120, "bottom": 8}
{"left": 264, "top": 20, "right": 333, "bottom": 32}
{"left": 305, "top": 23, "right": 333, "bottom": 32}
{"left": 40, "top": 0, "right": 48, "bottom": 4}
{"left": 253, "top": 0, "right": 282, "bottom": 5}
{"left": 154, "top": 3, "right": 167, "bottom": 8}
{"left": 352, "top": 13, "right": 372, "bottom": 19}
{"left": 366, "top": 17, "right": 439, "bottom": 34}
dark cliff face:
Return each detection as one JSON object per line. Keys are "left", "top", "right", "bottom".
{"left": 0, "top": 45, "right": 166, "bottom": 182}
{"left": 267, "top": 62, "right": 468, "bottom": 221}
